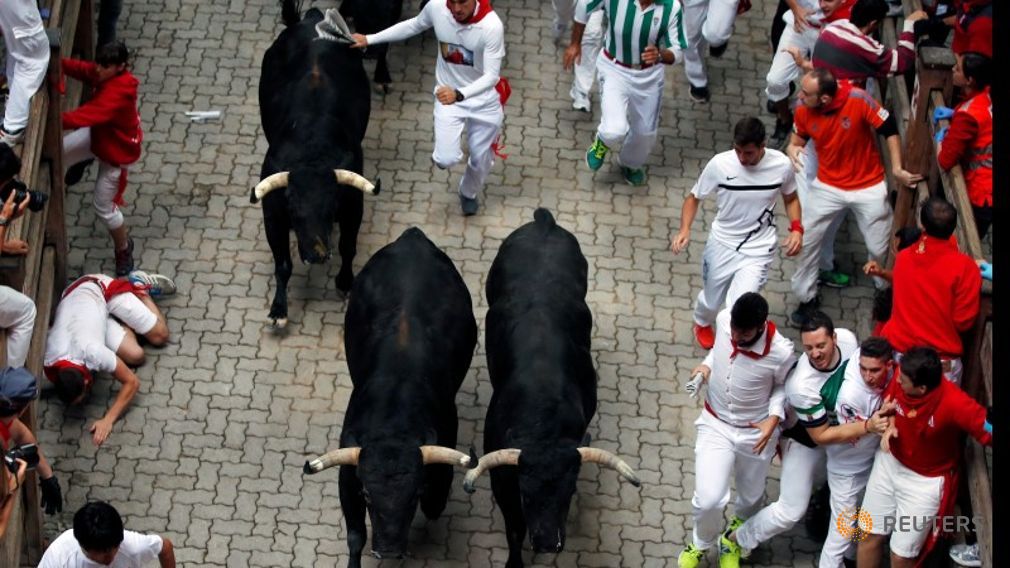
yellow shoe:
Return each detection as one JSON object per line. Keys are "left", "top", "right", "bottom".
{"left": 719, "top": 532, "right": 742, "bottom": 568}
{"left": 678, "top": 544, "right": 705, "bottom": 568}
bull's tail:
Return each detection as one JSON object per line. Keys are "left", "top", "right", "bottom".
{"left": 281, "top": 0, "right": 303, "bottom": 27}
{"left": 533, "top": 207, "right": 556, "bottom": 226}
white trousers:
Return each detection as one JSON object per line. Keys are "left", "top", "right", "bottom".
{"left": 596, "top": 56, "right": 664, "bottom": 169}
{"left": 694, "top": 239, "right": 772, "bottom": 327}
{"left": 0, "top": 1, "right": 49, "bottom": 132}
{"left": 765, "top": 21, "right": 818, "bottom": 102}
{"left": 795, "top": 143, "right": 843, "bottom": 272}
{"left": 572, "top": 11, "right": 604, "bottom": 103}
{"left": 861, "top": 450, "right": 944, "bottom": 559}
{"left": 691, "top": 410, "right": 779, "bottom": 550}
{"left": 820, "top": 467, "right": 871, "bottom": 567}
{"left": 735, "top": 438, "right": 827, "bottom": 552}
{"left": 0, "top": 285, "right": 36, "bottom": 368}
{"left": 791, "top": 179, "right": 892, "bottom": 303}
{"left": 681, "top": 0, "right": 739, "bottom": 87}
{"left": 432, "top": 95, "right": 503, "bottom": 199}
{"left": 64, "top": 128, "right": 126, "bottom": 230}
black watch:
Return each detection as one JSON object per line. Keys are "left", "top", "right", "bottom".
{"left": 0, "top": 217, "right": 9, "bottom": 227}
{"left": 454, "top": 89, "right": 465, "bottom": 102}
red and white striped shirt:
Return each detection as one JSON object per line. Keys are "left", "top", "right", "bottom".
{"left": 811, "top": 19, "right": 916, "bottom": 88}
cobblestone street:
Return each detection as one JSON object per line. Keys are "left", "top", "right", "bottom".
{"left": 38, "top": 0, "right": 880, "bottom": 565}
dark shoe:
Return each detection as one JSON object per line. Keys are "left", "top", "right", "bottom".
{"left": 790, "top": 296, "right": 821, "bottom": 328}
{"left": 709, "top": 41, "right": 729, "bottom": 58}
{"left": 621, "top": 166, "right": 647, "bottom": 186}
{"left": 65, "top": 159, "right": 95, "bottom": 186}
{"left": 689, "top": 85, "right": 710, "bottom": 103}
{"left": 460, "top": 194, "right": 479, "bottom": 216}
{"left": 115, "top": 238, "right": 135, "bottom": 277}
{"left": 769, "top": 119, "right": 793, "bottom": 149}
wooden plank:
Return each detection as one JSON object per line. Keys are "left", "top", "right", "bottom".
{"left": 0, "top": 487, "right": 24, "bottom": 568}
{"left": 43, "top": 36, "right": 68, "bottom": 291}
{"left": 903, "top": 47, "right": 955, "bottom": 179}
{"left": 966, "top": 440, "right": 992, "bottom": 568}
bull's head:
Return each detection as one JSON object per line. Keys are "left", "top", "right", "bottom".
{"left": 463, "top": 446, "right": 640, "bottom": 553}
{"left": 304, "top": 443, "right": 468, "bottom": 558}
{"left": 250, "top": 168, "right": 381, "bottom": 264}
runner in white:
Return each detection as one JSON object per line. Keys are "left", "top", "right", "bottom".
{"left": 554, "top": 0, "right": 605, "bottom": 111}
{"left": 680, "top": 0, "right": 751, "bottom": 102}
{"left": 679, "top": 292, "right": 796, "bottom": 568}
{"left": 792, "top": 336, "right": 896, "bottom": 567}
{"left": 351, "top": 0, "right": 506, "bottom": 216}
{"left": 671, "top": 117, "right": 802, "bottom": 350}
{"left": 724, "top": 311, "right": 859, "bottom": 565}
{"left": 564, "top": 0, "right": 688, "bottom": 186}
{"left": 44, "top": 272, "right": 175, "bottom": 447}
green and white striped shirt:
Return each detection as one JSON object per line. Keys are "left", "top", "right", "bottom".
{"left": 575, "top": 0, "right": 687, "bottom": 67}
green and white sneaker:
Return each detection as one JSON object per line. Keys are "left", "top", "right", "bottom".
{"left": 678, "top": 544, "right": 705, "bottom": 568}
{"left": 586, "top": 136, "right": 610, "bottom": 171}
{"left": 819, "top": 269, "right": 852, "bottom": 288}
{"left": 621, "top": 166, "right": 647, "bottom": 186}
{"left": 719, "top": 531, "right": 742, "bottom": 568}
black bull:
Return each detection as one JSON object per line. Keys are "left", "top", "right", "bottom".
{"left": 304, "top": 228, "right": 477, "bottom": 568}
{"left": 253, "top": 0, "right": 380, "bottom": 327}
{"left": 464, "top": 208, "right": 641, "bottom": 568}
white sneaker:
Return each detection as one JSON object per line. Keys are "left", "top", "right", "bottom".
{"left": 0, "top": 127, "right": 25, "bottom": 146}
{"left": 570, "top": 87, "right": 591, "bottom": 112}
{"left": 128, "top": 271, "right": 177, "bottom": 297}
{"left": 949, "top": 543, "right": 981, "bottom": 567}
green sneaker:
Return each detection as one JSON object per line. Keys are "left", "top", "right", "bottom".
{"left": 586, "top": 136, "right": 610, "bottom": 171}
{"left": 727, "top": 515, "right": 746, "bottom": 532}
{"left": 819, "top": 269, "right": 852, "bottom": 288}
{"left": 621, "top": 166, "right": 647, "bottom": 186}
{"left": 719, "top": 532, "right": 742, "bottom": 568}
{"left": 678, "top": 544, "right": 706, "bottom": 568}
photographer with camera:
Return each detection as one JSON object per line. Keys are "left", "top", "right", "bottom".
{"left": 0, "top": 367, "right": 62, "bottom": 539}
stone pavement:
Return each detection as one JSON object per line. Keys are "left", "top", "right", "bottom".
{"left": 37, "top": 0, "right": 881, "bottom": 566}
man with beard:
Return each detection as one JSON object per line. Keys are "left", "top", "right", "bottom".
{"left": 679, "top": 292, "right": 796, "bottom": 568}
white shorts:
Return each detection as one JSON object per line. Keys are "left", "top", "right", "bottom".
{"left": 860, "top": 450, "right": 944, "bottom": 559}
{"left": 107, "top": 292, "right": 158, "bottom": 337}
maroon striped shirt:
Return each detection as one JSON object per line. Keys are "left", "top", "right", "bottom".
{"left": 811, "top": 19, "right": 916, "bottom": 88}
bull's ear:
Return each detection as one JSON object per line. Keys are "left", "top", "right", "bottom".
{"left": 250, "top": 186, "right": 259, "bottom": 204}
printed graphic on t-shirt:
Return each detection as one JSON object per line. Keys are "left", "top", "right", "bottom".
{"left": 440, "top": 42, "right": 475, "bottom": 66}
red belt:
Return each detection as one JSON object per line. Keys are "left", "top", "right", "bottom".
{"left": 603, "top": 50, "right": 655, "bottom": 70}
{"left": 704, "top": 401, "right": 754, "bottom": 429}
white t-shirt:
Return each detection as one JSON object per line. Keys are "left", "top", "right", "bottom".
{"left": 44, "top": 275, "right": 120, "bottom": 374}
{"left": 691, "top": 149, "right": 797, "bottom": 256}
{"left": 791, "top": 346, "right": 890, "bottom": 475}
{"left": 366, "top": 0, "right": 505, "bottom": 104}
{"left": 701, "top": 309, "right": 796, "bottom": 426}
{"left": 38, "top": 529, "right": 163, "bottom": 567}
{"left": 783, "top": 328, "right": 859, "bottom": 429}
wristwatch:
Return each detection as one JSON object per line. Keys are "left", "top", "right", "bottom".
{"left": 0, "top": 217, "right": 9, "bottom": 227}
{"left": 454, "top": 89, "right": 465, "bottom": 102}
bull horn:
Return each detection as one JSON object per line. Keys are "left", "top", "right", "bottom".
{"left": 252, "top": 172, "right": 290, "bottom": 203}
{"left": 577, "top": 447, "right": 641, "bottom": 487}
{"left": 303, "top": 447, "right": 361, "bottom": 474}
{"left": 334, "top": 169, "right": 381, "bottom": 195}
{"left": 420, "top": 446, "right": 471, "bottom": 467}
{"left": 462, "top": 449, "right": 521, "bottom": 494}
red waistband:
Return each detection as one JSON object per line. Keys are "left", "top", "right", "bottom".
{"left": 603, "top": 50, "right": 655, "bottom": 70}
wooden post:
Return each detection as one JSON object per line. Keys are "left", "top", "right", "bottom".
{"left": 44, "top": 30, "right": 67, "bottom": 295}
{"left": 904, "top": 47, "right": 955, "bottom": 178}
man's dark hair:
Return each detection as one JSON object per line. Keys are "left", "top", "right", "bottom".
{"left": 894, "top": 226, "right": 922, "bottom": 251}
{"left": 919, "top": 196, "right": 958, "bottom": 239}
{"left": 961, "top": 52, "right": 992, "bottom": 89}
{"left": 810, "top": 68, "right": 838, "bottom": 98}
{"left": 53, "top": 369, "right": 87, "bottom": 405}
{"left": 860, "top": 336, "right": 893, "bottom": 361}
{"left": 73, "top": 501, "right": 125, "bottom": 552}
{"left": 95, "top": 41, "right": 130, "bottom": 67}
{"left": 733, "top": 117, "right": 766, "bottom": 147}
{"left": 730, "top": 292, "right": 769, "bottom": 331}
{"left": 800, "top": 310, "right": 835, "bottom": 335}
{"left": 850, "top": 0, "right": 888, "bottom": 28}
{"left": 872, "top": 287, "right": 893, "bottom": 323}
{"left": 0, "top": 144, "right": 21, "bottom": 182}
{"left": 900, "top": 346, "right": 943, "bottom": 390}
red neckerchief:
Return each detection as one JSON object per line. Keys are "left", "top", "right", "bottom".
{"left": 730, "top": 321, "right": 776, "bottom": 360}
{"left": 44, "top": 360, "right": 95, "bottom": 388}
{"left": 62, "top": 275, "right": 148, "bottom": 301}
{"left": 451, "top": 0, "right": 493, "bottom": 24}
{"left": 0, "top": 420, "right": 10, "bottom": 447}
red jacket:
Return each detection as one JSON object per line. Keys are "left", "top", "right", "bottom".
{"left": 937, "top": 88, "right": 992, "bottom": 207}
{"left": 882, "top": 235, "right": 981, "bottom": 357}
{"left": 952, "top": 0, "right": 992, "bottom": 57}
{"left": 61, "top": 58, "right": 143, "bottom": 166}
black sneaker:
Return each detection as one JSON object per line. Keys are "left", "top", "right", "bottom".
{"left": 769, "top": 119, "right": 793, "bottom": 149}
{"left": 790, "top": 297, "right": 821, "bottom": 328}
{"left": 689, "top": 85, "right": 710, "bottom": 103}
{"left": 115, "top": 238, "right": 135, "bottom": 277}
{"left": 709, "top": 41, "right": 729, "bottom": 58}
{"left": 65, "top": 159, "right": 94, "bottom": 186}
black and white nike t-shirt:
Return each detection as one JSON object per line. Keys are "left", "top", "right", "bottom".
{"left": 690, "top": 148, "right": 797, "bottom": 256}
